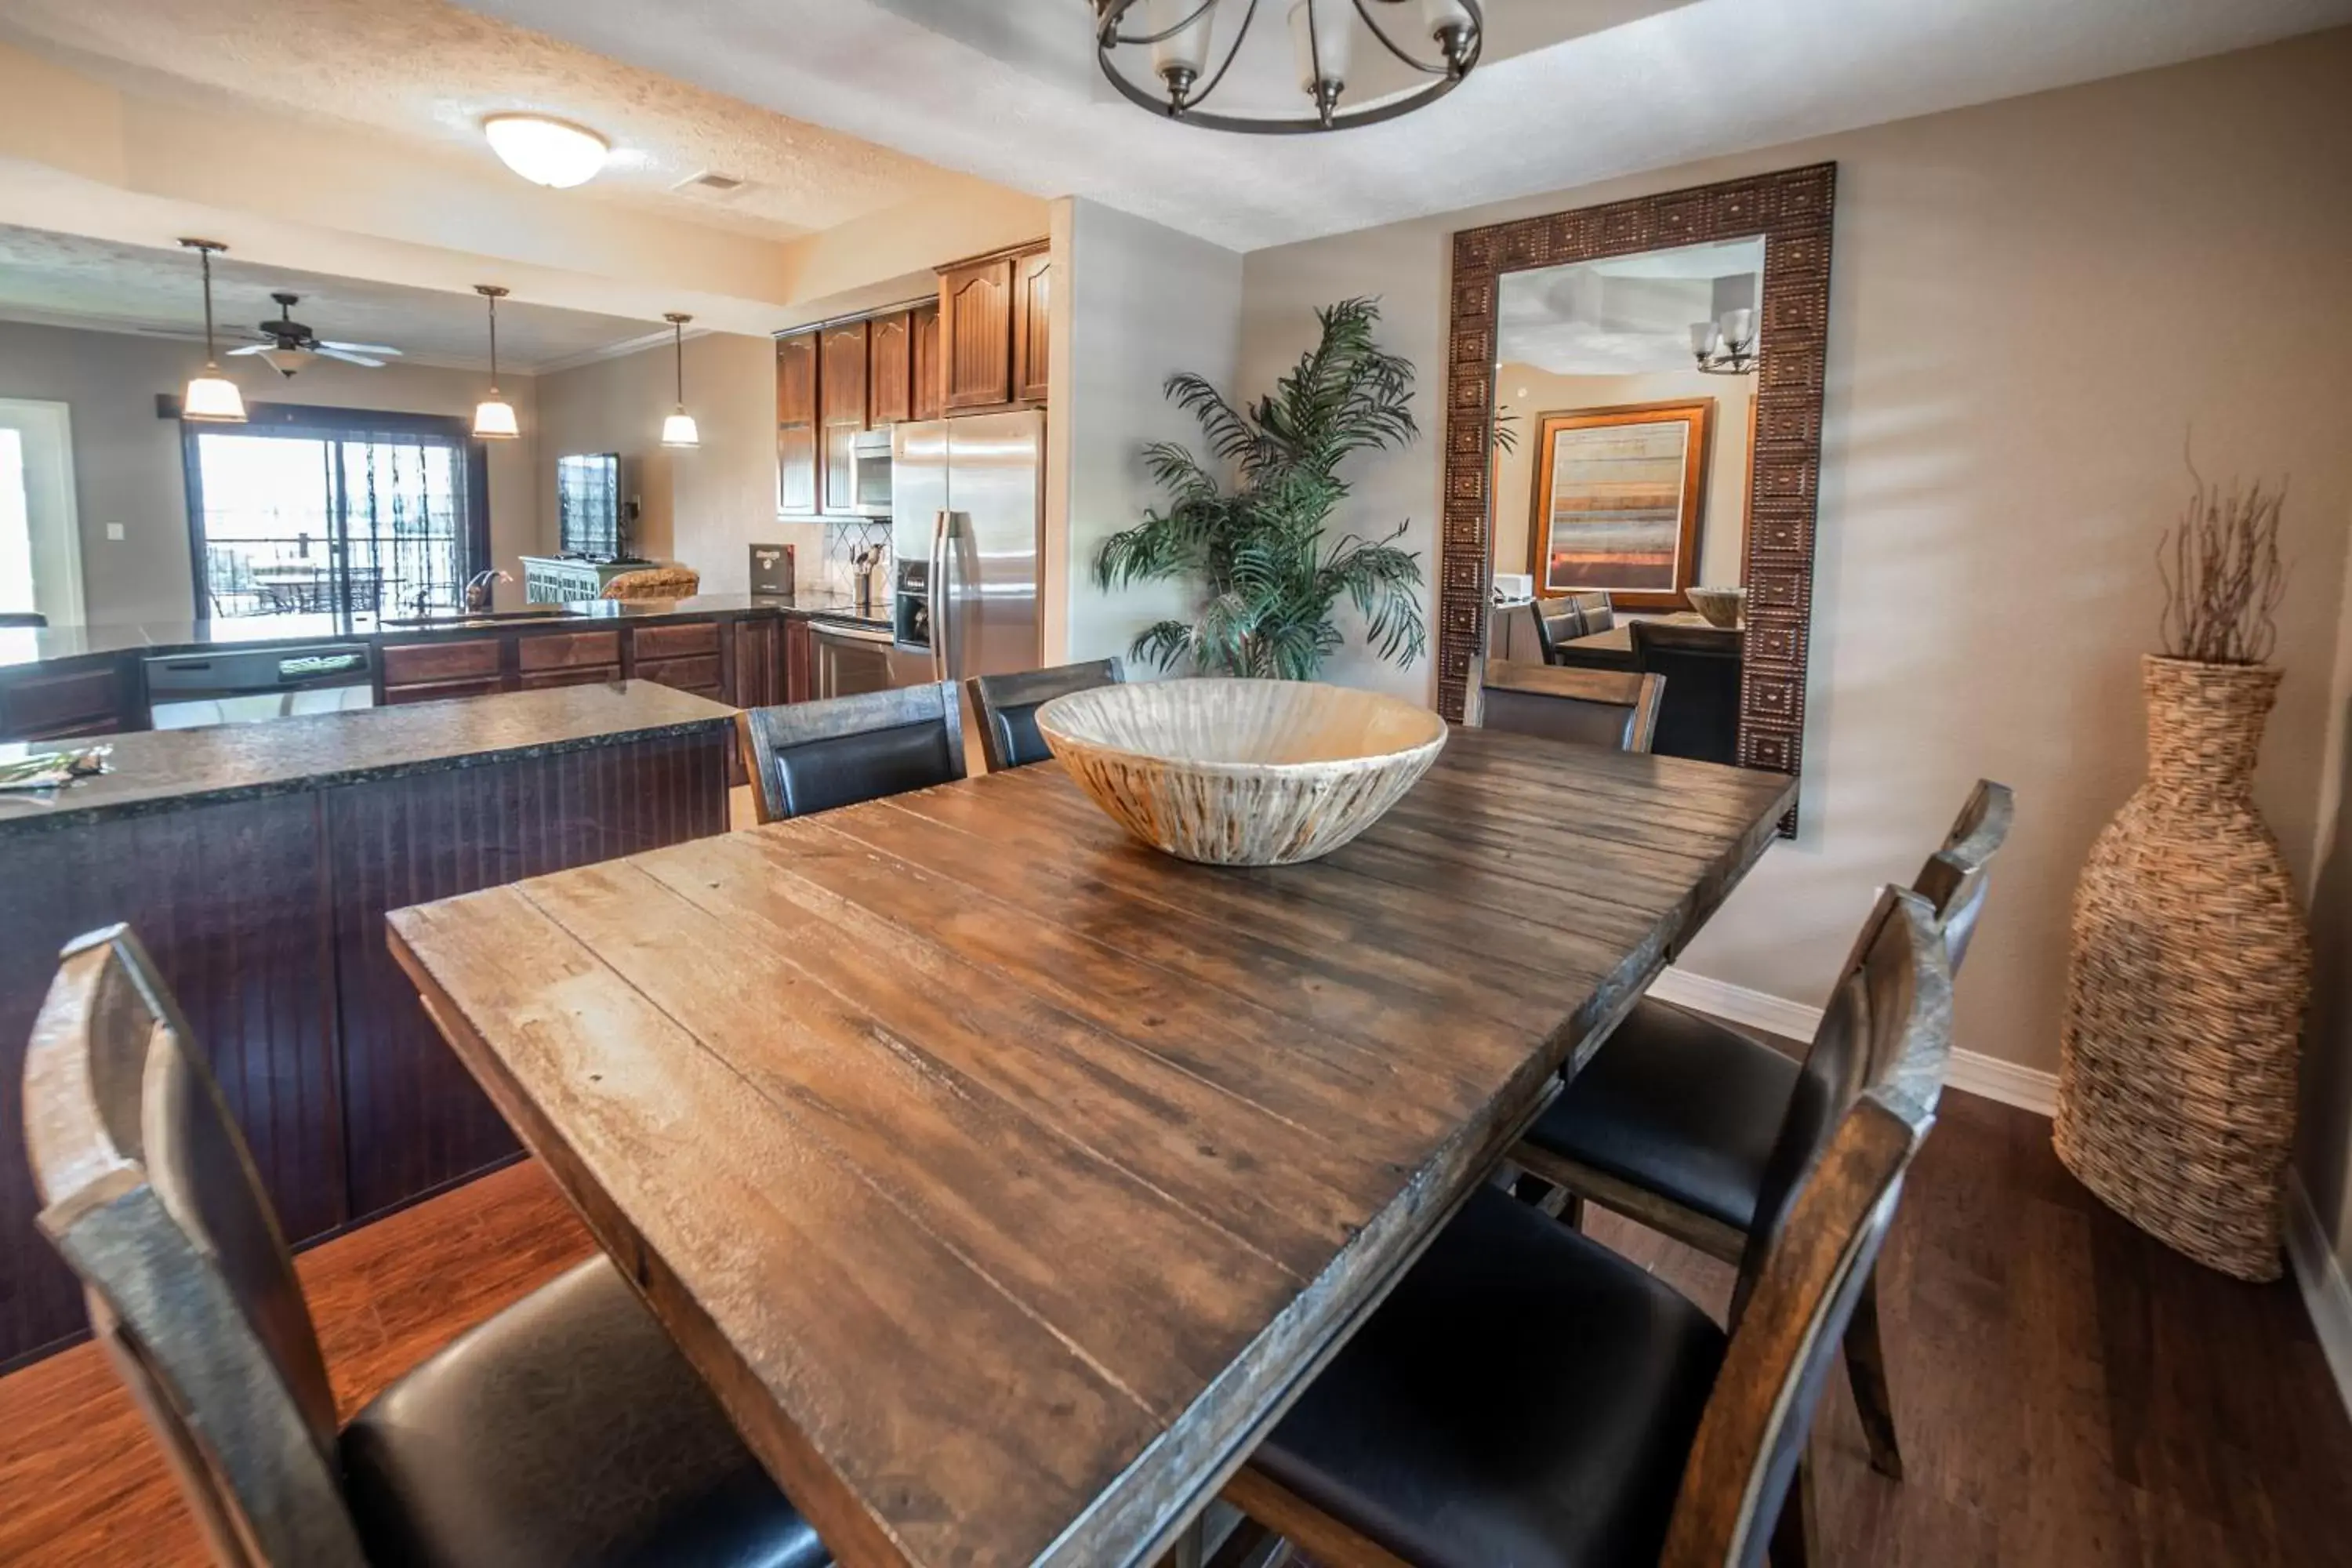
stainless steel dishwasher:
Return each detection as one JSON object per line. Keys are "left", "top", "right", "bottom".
{"left": 143, "top": 643, "right": 379, "bottom": 729}
{"left": 808, "top": 619, "right": 932, "bottom": 700}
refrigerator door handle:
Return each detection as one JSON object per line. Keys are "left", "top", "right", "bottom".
{"left": 930, "top": 508, "right": 952, "bottom": 682}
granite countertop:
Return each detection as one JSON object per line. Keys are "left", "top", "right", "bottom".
{"left": 0, "top": 681, "right": 736, "bottom": 835}
{"left": 0, "top": 590, "right": 894, "bottom": 673}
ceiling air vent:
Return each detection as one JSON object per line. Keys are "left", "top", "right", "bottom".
{"left": 674, "top": 170, "right": 748, "bottom": 197}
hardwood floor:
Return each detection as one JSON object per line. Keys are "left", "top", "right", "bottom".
{"left": 0, "top": 1093, "right": 2346, "bottom": 1565}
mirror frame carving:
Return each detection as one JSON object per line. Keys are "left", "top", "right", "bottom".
{"left": 1439, "top": 162, "right": 1835, "bottom": 833}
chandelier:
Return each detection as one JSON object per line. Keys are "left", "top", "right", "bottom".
{"left": 1690, "top": 308, "right": 1760, "bottom": 376}
{"left": 1095, "top": 0, "right": 1483, "bottom": 133}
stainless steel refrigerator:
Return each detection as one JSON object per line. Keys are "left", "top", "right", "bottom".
{"left": 890, "top": 408, "right": 1044, "bottom": 681}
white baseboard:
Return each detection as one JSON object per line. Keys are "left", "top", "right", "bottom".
{"left": 1646, "top": 967, "right": 2060, "bottom": 1116}
{"left": 1650, "top": 965, "right": 2352, "bottom": 1421}
{"left": 2286, "top": 1174, "right": 2352, "bottom": 1421}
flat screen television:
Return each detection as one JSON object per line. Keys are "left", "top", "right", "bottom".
{"left": 555, "top": 452, "right": 626, "bottom": 561}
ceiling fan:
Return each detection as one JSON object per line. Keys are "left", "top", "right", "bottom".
{"left": 225, "top": 292, "right": 403, "bottom": 376}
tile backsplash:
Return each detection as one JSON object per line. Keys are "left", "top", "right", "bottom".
{"left": 824, "top": 518, "right": 892, "bottom": 597}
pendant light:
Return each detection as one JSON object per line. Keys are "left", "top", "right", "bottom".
{"left": 472, "top": 285, "right": 521, "bottom": 440}
{"left": 177, "top": 238, "right": 246, "bottom": 423}
{"left": 660, "top": 313, "right": 700, "bottom": 449}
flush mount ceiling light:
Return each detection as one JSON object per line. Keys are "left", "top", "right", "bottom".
{"left": 1095, "top": 0, "right": 1482, "bottom": 133}
{"left": 660, "top": 314, "right": 699, "bottom": 449}
{"left": 176, "top": 238, "right": 246, "bottom": 423}
{"left": 482, "top": 113, "right": 609, "bottom": 187}
{"left": 472, "top": 286, "right": 520, "bottom": 440}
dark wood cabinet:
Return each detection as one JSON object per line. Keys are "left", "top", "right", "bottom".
{"left": 786, "top": 618, "right": 815, "bottom": 704}
{"left": 911, "top": 302, "right": 942, "bottom": 422}
{"left": 868, "top": 310, "right": 913, "bottom": 427}
{"left": 820, "top": 321, "right": 870, "bottom": 514}
{"left": 777, "top": 332, "right": 819, "bottom": 516}
{"left": 938, "top": 242, "right": 1049, "bottom": 414}
{"left": 1012, "top": 247, "right": 1053, "bottom": 406}
{"left": 0, "top": 664, "right": 126, "bottom": 742}
{"left": 940, "top": 256, "right": 1014, "bottom": 412}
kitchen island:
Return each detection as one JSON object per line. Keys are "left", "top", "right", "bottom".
{"left": 0, "top": 681, "right": 736, "bottom": 1370}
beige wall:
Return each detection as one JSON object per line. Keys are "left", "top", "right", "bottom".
{"left": 1239, "top": 29, "right": 2352, "bottom": 1237}
{"left": 1493, "top": 364, "right": 1751, "bottom": 595}
{"left": 1049, "top": 198, "right": 1246, "bottom": 672}
{"left": 535, "top": 331, "right": 820, "bottom": 595}
{"left": 0, "top": 318, "right": 541, "bottom": 625}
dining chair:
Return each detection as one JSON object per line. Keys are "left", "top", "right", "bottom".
{"left": 22, "top": 925, "right": 829, "bottom": 1568}
{"left": 967, "top": 657, "right": 1125, "bottom": 771}
{"left": 1527, "top": 597, "right": 1587, "bottom": 665}
{"left": 1221, "top": 884, "right": 1952, "bottom": 1568}
{"left": 1632, "top": 619, "right": 1743, "bottom": 766}
{"left": 1464, "top": 655, "right": 1664, "bottom": 753}
{"left": 1512, "top": 779, "right": 2014, "bottom": 1481}
{"left": 736, "top": 680, "right": 967, "bottom": 824}
{"left": 0, "top": 611, "right": 48, "bottom": 629}
{"left": 599, "top": 565, "right": 702, "bottom": 601}
{"left": 1567, "top": 590, "right": 1613, "bottom": 633}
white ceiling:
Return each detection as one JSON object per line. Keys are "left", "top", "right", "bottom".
{"left": 449, "top": 0, "right": 2352, "bottom": 252}
{"left": 0, "top": 224, "right": 665, "bottom": 372}
{"left": 0, "top": 0, "right": 974, "bottom": 242}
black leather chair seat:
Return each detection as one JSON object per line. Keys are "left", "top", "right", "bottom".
{"left": 341, "top": 1257, "right": 827, "bottom": 1568}
{"left": 1254, "top": 1185, "right": 1726, "bottom": 1568}
{"left": 1523, "top": 996, "right": 1801, "bottom": 1234}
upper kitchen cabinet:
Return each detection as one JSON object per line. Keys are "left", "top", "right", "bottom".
{"left": 819, "top": 319, "right": 870, "bottom": 514}
{"left": 1012, "top": 247, "right": 1052, "bottom": 406}
{"left": 911, "top": 302, "right": 942, "bottom": 423}
{"left": 776, "top": 332, "right": 818, "bottom": 516}
{"left": 938, "top": 241, "right": 1050, "bottom": 415}
{"left": 939, "top": 255, "right": 1013, "bottom": 412}
{"left": 868, "top": 310, "right": 913, "bottom": 427}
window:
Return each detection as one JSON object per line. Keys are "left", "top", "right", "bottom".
{"left": 180, "top": 402, "right": 488, "bottom": 621}
{"left": 0, "top": 400, "right": 84, "bottom": 627}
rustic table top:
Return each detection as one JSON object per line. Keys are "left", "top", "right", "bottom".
{"left": 387, "top": 727, "right": 1796, "bottom": 1568}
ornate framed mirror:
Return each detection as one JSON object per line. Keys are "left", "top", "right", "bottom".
{"left": 1439, "top": 163, "right": 1835, "bottom": 832}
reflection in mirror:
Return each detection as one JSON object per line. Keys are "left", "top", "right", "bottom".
{"left": 1486, "top": 235, "right": 1763, "bottom": 765}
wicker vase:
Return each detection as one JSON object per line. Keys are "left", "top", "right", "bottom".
{"left": 2056, "top": 655, "right": 2309, "bottom": 1280}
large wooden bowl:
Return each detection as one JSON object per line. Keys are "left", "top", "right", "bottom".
{"left": 1033, "top": 678, "right": 1446, "bottom": 866}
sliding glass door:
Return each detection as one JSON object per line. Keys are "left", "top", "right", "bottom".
{"left": 183, "top": 405, "right": 488, "bottom": 622}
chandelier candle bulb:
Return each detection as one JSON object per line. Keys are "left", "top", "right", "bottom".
{"left": 1149, "top": 0, "right": 1216, "bottom": 96}
{"left": 1690, "top": 321, "right": 1722, "bottom": 356}
{"left": 1290, "top": 0, "right": 1354, "bottom": 100}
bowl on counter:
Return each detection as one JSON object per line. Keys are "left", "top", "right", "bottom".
{"left": 1686, "top": 586, "right": 1748, "bottom": 629}
{"left": 1034, "top": 678, "right": 1446, "bottom": 867}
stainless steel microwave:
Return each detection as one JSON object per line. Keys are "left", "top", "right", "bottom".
{"left": 847, "top": 428, "right": 894, "bottom": 517}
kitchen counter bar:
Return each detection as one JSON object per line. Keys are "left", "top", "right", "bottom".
{"left": 0, "top": 681, "right": 735, "bottom": 834}
{"left": 0, "top": 680, "right": 737, "bottom": 1370}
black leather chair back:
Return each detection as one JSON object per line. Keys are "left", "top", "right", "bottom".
{"left": 968, "top": 658, "right": 1124, "bottom": 771}
{"left": 1465, "top": 656, "right": 1663, "bottom": 753}
{"left": 1528, "top": 598, "right": 1585, "bottom": 665}
{"left": 24, "top": 926, "right": 368, "bottom": 1566}
{"left": 1567, "top": 591, "right": 1613, "bottom": 633}
{"left": 736, "top": 681, "right": 967, "bottom": 823}
{"left": 1668, "top": 886, "right": 1947, "bottom": 1568}
{"left": 1631, "top": 618, "right": 1742, "bottom": 765}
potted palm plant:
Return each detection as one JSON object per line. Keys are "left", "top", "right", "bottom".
{"left": 1094, "top": 297, "right": 1426, "bottom": 680}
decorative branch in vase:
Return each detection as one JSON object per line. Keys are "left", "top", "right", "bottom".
{"left": 2057, "top": 459, "right": 2307, "bottom": 1281}
{"left": 1092, "top": 297, "right": 1426, "bottom": 681}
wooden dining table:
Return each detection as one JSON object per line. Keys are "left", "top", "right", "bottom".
{"left": 387, "top": 725, "right": 1797, "bottom": 1568}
